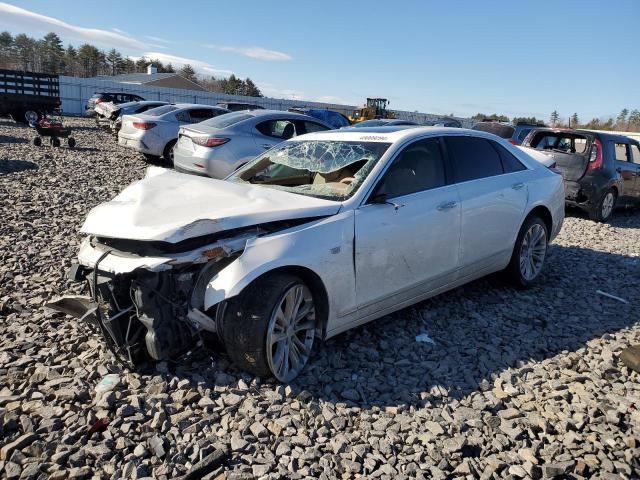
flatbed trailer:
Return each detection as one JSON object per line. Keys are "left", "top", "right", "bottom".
{"left": 0, "top": 69, "right": 61, "bottom": 123}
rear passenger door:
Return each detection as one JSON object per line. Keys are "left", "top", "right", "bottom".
{"left": 613, "top": 141, "right": 638, "bottom": 204}
{"left": 254, "top": 118, "right": 298, "bottom": 150}
{"left": 445, "top": 136, "right": 529, "bottom": 273}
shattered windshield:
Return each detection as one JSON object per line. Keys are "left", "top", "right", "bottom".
{"left": 228, "top": 140, "right": 391, "bottom": 200}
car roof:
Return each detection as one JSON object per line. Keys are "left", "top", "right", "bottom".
{"left": 293, "top": 126, "right": 498, "bottom": 143}
{"left": 526, "top": 127, "right": 633, "bottom": 142}
{"left": 172, "top": 103, "right": 229, "bottom": 110}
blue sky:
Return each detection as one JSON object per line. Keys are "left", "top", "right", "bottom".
{"left": 1, "top": 0, "right": 638, "bottom": 121}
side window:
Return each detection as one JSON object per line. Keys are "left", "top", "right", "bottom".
{"left": 614, "top": 142, "right": 630, "bottom": 162}
{"left": 489, "top": 141, "right": 526, "bottom": 173}
{"left": 631, "top": 144, "right": 640, "bottom": 164}
{"left": 189, "top": 109, "right": 216, "bottom": 123}
{"left": 175, "top": 110, "right": 191, "bottom": 122}
{"left": 256, "top": 120, "right": 297, "bottom": 139}
{"left": 446, "top": 136, "right": 504, "bottom": 182}
{"left": 377, "top": 138, "right": 446, "bottom": 199}
{"left": 299, "top": 121, "right": 329, "bottom": 134}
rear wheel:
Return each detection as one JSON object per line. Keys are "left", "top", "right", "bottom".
{"left": 507, "top": 215, "right": 548, "bottom": 287}
{"left": 589, "top": 188, "right": 616, "bottom": 222}
{"left": 142, "top": 153, "right": 160, "bottom": 162}
{"left": 50, "top": 137, "right": 61, "bottom": 148}
{"left": 163, "top": 140, "right": 177, "bottom": 166}
{"left": 32, "top": 136, "right": 42, "bottom": 147}
{"left": 67, "top": 137, "right": 76, "bottom": 148}
{"left": 220, "top": 273, "right": 318, "bottom": 382}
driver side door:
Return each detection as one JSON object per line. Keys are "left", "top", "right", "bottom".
{"left": 354, "top": 137, "right": 461, "bottom": 317}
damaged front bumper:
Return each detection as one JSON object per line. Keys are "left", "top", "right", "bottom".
{"left": 48, "top": 233, "right": 251, "bottom": 366}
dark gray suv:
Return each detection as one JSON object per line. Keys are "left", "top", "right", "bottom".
{"left": 522, "top": 128, "right": 640, "bottom": 221}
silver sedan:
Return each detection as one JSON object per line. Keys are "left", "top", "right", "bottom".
{"left": 118, "top": 104, "right": 229, "bottom": 162}
{"left": 173, "top": 110, "right": 332, "bottom": 178}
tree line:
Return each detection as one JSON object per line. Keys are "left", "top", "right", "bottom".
{"left": 0, "top": 31, "right": 262, "bottom": 97}
{"left": 549, "top": 109, "right": 640, "bottom": 132}
{"left": 472, "top": 110, "right": 640, "bottom": 132}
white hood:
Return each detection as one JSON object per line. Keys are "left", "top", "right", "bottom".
{"left": 81, "top": 167, "right": 341, "bottom": 243}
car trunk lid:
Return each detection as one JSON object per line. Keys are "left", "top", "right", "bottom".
{"left": 522, "top": 130, "right": 594, "bottom": 181}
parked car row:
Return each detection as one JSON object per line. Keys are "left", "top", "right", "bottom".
{"left": 87, "top": 93, "right": 640, "bottom": 225}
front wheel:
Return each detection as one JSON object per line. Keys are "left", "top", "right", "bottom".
{"left": 220, "top": 273, "right": 318, "bottom": 382}
{"left": 506, "top": 216, "right": 548, "bottom": 287}
{"left": 589, "top": 188, "right": 616, "bottom": 222}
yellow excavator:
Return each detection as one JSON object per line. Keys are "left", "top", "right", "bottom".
{"left": 348, "top": 98, "right": 396, "bottom": 124}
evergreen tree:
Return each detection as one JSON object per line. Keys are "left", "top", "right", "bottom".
{"left": 244, "top": 78, "right": 262, "bottom": 97}
{"left": 105, "top": 48, "right": 123, "bottom": 75}
{"left": 570, "top": 113, "right": 579, "bottom": 127}
{"left": 616, "top": 108, "right": 629, "bottom": 129}
{"left": 550, "top": 110, "right": 560, "bottom": 126}
{"left": 180, "top": 64, "right": 198, "bottom": 83}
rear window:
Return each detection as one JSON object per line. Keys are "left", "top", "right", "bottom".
{"left": 471, "top": 122, "right": 515, "bottom": 139}
{"left": 200, "top": 112, "right": 253, "bottom": 128}
{"left": 145, "top": 105, "right": 179, "bottom": 117}
{"left": 517, "top": 128, "right": 533, "bottom": 141}
{"left": 528, "top": 132, "right": 589, "bottom": 154}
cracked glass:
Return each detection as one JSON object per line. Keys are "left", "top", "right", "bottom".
{"left": 229, "top": 140, "right": 391, "bottom": 200}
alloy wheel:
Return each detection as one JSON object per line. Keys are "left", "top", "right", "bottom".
{"left": 519, "top": 223, "right": 547, "bottom": 281}
{"left": 24, "top": 110, "right": 39, "bottom": 123}
{"left": 601, "top": 192, "right": 615, "bottom": 219}
{"left": 266, "top": 283, "right": 316, "bottom": 382}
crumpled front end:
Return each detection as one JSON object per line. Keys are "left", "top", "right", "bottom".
{"left": 49, "top": 232, "right": 251, "bottom": 366}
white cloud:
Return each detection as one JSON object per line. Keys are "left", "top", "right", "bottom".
{"left": 140, "top": 51, "right": 233, "bottom": 78}
{"left": 315, "top": 95, "right": 354, "bottom": 106}
{"left": 0, "top": 2, "right": 146, "bottom": 50}
{"left": 144, "top": 35, "right": 172, "bottom": 45}
{"left": 204, "top": 44, "right": 292, "bottom": 61}
{"left": 257, "top": 82, "right": 305, "bottom": 100}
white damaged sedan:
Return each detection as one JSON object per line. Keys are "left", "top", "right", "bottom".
{"left": 51, "top": 127, "right": 564, "bottom": 381}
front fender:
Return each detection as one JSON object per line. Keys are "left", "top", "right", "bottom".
{"left": 203, "top": 211, "right": 356, "bottom": 325}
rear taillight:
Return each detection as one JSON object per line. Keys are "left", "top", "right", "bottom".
{"left": 192, "top": 137, "right": 230, "bottom": 148}
{"left": 95, "top": 98, "right": 104, "bottom": 104}
{"left": 133, "top": 122, "right": 157, "bottom": 130}
{"left": 508, "top": 139, "right": 518, "bottom": 145}
{"left": 587, "top": 138, "right": 603, "bottom": 171}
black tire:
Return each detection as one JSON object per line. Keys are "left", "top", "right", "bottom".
{"left": 589, "top": 188, "right": 616, "bottom": 222}
{"left": 162, "top": 140, "right": 177, "bottom": 166}
{"left": 50, "top": 137, "right": 61, "bottom": 148}
{"left": 506, "top": 215, "right": 548, "bottom": 288}
{"left": 32, "top": 136, "right": 42, "bottom": 147}
{"left": 142, "top": 153, "right": 160, "bottom": 162}
{"left": 67, "top": 137, "right": 76, "bottom": 148}
{"left": 220, "top": 273, "right": 316, "bottom": 379}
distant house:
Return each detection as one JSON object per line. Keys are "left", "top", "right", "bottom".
{"left": 93, "top": 65, "right": 206, "bottom": 91}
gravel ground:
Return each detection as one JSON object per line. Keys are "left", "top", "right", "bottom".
{"left": 1, "top": 117, "right": 639, "bottom": 480}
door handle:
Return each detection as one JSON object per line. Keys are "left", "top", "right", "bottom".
{"left": 437, "top": 201, "right": 457, "bottom": 211}
{"left": 511, "top": 182, "right": 525, "bottom": 190}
